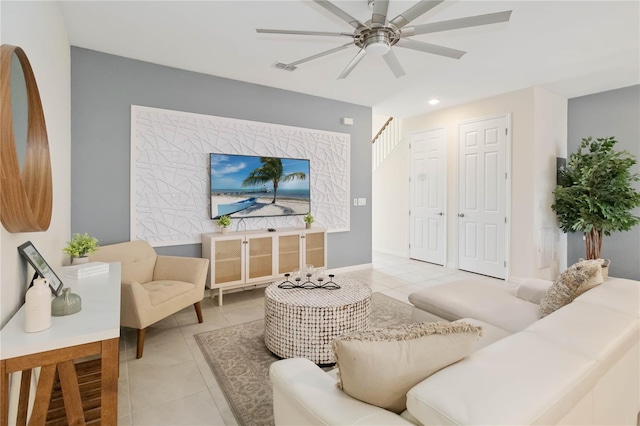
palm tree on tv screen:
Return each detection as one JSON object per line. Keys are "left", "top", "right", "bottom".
{"left": 242, "top": 157, "right": 306, "bottom": 204}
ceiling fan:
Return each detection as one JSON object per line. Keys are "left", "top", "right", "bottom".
{"left": 257, "top": 0, "right": 512, "bottom": 79}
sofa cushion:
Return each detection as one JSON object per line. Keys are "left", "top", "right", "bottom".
{"left": 538, "top": 259, "right": 604, "bottom": 318}
{"left": 525, "top": 300, "right": 638, "bottom": 370}
{"left": 575, "top": 277, "right": 640, "bottom": 318}
{"left": 455, "top": 318, "right": 511, "bottom": 352}
{"left": 143, "top": 280, "right": 196, "bottom": 306}
{"left": 406, "top": 332, "right": 598, "bottom": 425}
{"left": 270, "top": 358, "right": 415, "bottom": 425}
{"left": 408, "top": 280, "right": 539, "bottom": 333}
{"left": 516, "top": 277, "right": 553, "bottom": 304}
{"left": 332, "top": 321, "right": 481, "bottom": 414}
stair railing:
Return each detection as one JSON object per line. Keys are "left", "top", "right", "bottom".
{"left": 372, "top": 117, "right": 402, "bottom": 171}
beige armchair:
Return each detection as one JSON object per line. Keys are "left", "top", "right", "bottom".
{"left": 89, "top": 240, "right": 209, "bottom": 359}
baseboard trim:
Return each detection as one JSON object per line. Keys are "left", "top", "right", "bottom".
{"left": 372, "top": 247, "right": 409, "bottom": 258}
{"left": 327, "top": 263, "right": 373, "bottom": 274}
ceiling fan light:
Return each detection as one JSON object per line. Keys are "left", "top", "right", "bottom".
{"left": 365, "top": 41, "right": 391, "bottom": 56}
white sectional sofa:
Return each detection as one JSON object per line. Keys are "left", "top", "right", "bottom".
{"left": 270, "top": 277, "right": 640, "bottom": 425}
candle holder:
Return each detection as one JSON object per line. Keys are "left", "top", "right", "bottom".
{"left": 277, "top": 272, "right": 340, "bottom": 289}
{"left": 321, "top": 274, "right": 340, "bottom": 290}
{"left": 277, "top": 273, "right": 296, "bottom": 289}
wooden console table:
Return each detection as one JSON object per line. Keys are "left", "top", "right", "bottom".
{"left": 1, "top": 263, "right": 121, "bottom": 425}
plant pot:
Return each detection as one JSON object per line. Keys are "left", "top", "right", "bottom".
{"left": 305, "top": 223, "right": 311, "bottom": 229}
{"left": 71, "top": 256, "right": 89, "bottom": 265}
{"left": 221, "top": 227, "right": 228, "bottom": 234}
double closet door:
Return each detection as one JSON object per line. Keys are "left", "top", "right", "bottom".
{"left": 409, "top": 115, "right": 508, "bottom": 279}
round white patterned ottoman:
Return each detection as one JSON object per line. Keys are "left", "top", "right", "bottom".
{"left": 264, "top": 277, "right": 372, "bottom": 364}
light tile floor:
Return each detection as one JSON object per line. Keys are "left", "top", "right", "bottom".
{"left": 117, "top": 252, "right": 505, "bottom": 425}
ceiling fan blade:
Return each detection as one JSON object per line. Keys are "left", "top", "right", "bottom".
{"left": 288, "top": 42, "right": 355, "bottom": 67}
{"left": 257, "top": 29, "right": 354, "bottom": 38}
{"left": 402, "top": 10, "right": 513, "bottom": 36}
{"left": 396, "top": 39, "right": 466, "bottom": 59}
{"left": 383, "top": 50, "right": 406, "bottom": 78}
{"left": 338, "top": 49, "right": 367, "bottom": 79}
{"left": 371, "top": 0, "right": 390, "bottom": 25}
{"left": 313, "top": 0, "right": 366, "bottom": 30}
{"left": 390, "top": 0, "right": 444, "bottom": 29}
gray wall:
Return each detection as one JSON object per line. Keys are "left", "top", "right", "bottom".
{"left": 70, "top": 47, "right": 372, "bottom": 268}
{"left": 567, "top": 84, "right": 640, "bottom": 280}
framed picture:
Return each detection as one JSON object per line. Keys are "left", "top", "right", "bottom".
{"left": 18, "top": 241, "right": 64, "bottom": 296}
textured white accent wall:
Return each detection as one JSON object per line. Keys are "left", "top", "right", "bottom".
{"left": 131, "top": 106, "right": 350, "bottom": 246}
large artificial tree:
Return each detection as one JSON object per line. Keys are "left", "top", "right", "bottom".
{"left": 552, "top": 136, "right": 640, "bottom": 259}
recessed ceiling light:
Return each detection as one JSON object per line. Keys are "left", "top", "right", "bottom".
{"left": 428, "top": 99, "right": 440, "bottom": 105}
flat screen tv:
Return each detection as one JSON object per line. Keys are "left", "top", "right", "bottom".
{"left": 210, "top": 153, "right": 311, "bottom": 219}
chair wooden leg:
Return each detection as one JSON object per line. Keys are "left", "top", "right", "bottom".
{"left": 136, "top": 328, "right": 146, "bottom": 359}
{"left": 194, "top": 302, "right": 204, "bottom": 324}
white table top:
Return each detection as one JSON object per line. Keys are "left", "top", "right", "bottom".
{"left": 1, "top": 263, "right": 121, "bottom": 360}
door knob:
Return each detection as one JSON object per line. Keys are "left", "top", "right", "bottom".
{"left": 458, "top": 213, "right": 465, "bottom": 217}
{"left": 437, "top": 212, "right": 444, "bottom": 216}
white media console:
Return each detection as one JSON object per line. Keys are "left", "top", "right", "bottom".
{"left": 201, "top": 227, "right": 326, "bottom": 305}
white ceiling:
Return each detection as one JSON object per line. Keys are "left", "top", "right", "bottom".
{"left": 58, "top": 0, "right": 640, "bottom": 118}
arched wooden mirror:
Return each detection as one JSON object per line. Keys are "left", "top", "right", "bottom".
{"left": 1, "top": 45, "right": 52, "bottom": 232}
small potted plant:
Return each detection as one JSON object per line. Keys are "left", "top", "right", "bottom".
{"left": 62, "top": 232, "right": 99, "bottom": 265}
{"left": 217, "top": 215, "right": 232, "bottom": 234}
{"left": 303, "top": 212, "right": 314, "bottom": 229}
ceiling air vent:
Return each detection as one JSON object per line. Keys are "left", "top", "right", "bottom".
{"left": 274, "top": 62, "right": 297, "bottom": 72}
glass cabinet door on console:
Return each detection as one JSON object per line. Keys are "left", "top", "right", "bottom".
{"left": 303, "top": 230, "right": 326, "bottom": 269}
{"left": 212, "top": 236, "right": 245, "bottom": 286}
{"left": 277, "top": 231, "right": 302, "bottom": 276}
{"left": 246, "top": 235, "right": 275, "bottom": 283}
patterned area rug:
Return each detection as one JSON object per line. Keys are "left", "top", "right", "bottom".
{"left": 195, "top": 293, "right": 413, "bottom": 426}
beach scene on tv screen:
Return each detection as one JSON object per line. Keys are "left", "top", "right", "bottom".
{"left": 210, "top": 154, "right": 311, "bottom": 219}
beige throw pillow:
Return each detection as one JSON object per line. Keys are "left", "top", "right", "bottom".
{"left": 332, "top": 321, "right": 482, "bottom": 414}
{"left": 580, "top": 257, "right": 610, "bottom": 280}
{"left": 538, "top": 259, "right": 605, "bottom": 318}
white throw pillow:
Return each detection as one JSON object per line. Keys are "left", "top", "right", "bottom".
{"left": 332, "top": 321, "right": 482, "bottom": 414}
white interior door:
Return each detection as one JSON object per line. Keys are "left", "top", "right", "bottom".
{"left": 458, "top": 116, "right": 507, "bottom": 278}
{"left": 409, "top": 129, "right": 446, "bottom": 265}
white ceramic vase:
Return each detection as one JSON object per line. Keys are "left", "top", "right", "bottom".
{"left": 25, "top": 278, "right": 51, "bottom": 333}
